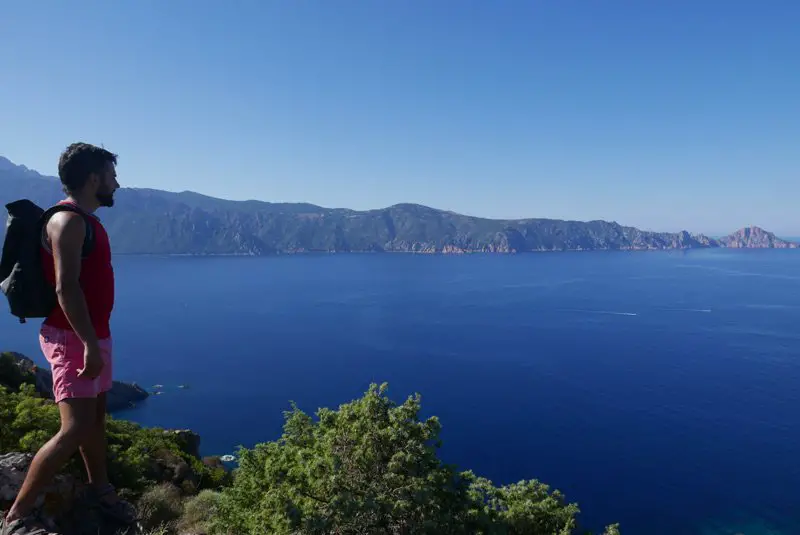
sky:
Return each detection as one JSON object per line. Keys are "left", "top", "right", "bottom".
{"left": 1, "top": 1, "right": 799, "bottom": 235}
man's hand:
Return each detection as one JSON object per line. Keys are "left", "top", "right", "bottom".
{"left": 78, "top": 341, "right": 104, "bottom": 379}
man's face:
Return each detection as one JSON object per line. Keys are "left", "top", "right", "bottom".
{"left": 94, "top": 161, "right": 120, "bottom": 207}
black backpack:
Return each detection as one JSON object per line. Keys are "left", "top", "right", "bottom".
{"left": 0, "top": 200, "right": 94, "bottom": 323}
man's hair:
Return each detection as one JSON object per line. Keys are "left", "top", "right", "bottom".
{"left": 58, "top": 142, "right": 118, "bottom": 195}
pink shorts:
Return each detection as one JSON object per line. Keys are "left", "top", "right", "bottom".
{"left": 39, "top": 324, "right": 113, "bottom": 403}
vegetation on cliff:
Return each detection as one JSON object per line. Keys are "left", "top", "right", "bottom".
{"left": 0, "top": 361, "right": 228, "bottom": 497}
{"left": 1, "top": 352, "right": 618, "bottom": 533}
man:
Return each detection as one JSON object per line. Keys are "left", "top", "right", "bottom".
{"left": 2, "top": 143, "right": 136, "bottom": 534}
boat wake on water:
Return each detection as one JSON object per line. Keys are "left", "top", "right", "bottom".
{"left": 658, "top": 308, "right": 712, "bottom": 313}
{"left": 558, "top": 308, "right": 713, "bottom": 316}
{"left": 559, "top": 309, "right": 639, "bottom": 316}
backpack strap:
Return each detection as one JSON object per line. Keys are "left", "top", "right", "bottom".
{"left": 39, "top": 204, "right": 95, "bottom": 258}
{"left": 0, "top": 203, "right": 25, "bottom": 283}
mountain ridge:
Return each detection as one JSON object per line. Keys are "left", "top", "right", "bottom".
{"left": 1, "top": 155, "right": 797, "bottom": 254}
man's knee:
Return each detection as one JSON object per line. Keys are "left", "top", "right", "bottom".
{"left": 58, "top": 397, "right": 101, "bottom": 443}
{"left": 53, "top": 424, "right": 87, "bottom": 451}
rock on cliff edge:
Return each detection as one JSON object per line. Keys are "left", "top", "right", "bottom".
{"left": 0, "top": 453, "right": 140, "bottom": 535}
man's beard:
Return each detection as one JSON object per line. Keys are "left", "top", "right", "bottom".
{"left": 96, "top": 189, "right": 115, "bottom": 207}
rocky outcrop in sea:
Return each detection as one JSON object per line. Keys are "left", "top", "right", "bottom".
{"left": 1, "top": 352, "right": 149, "bottom": 412}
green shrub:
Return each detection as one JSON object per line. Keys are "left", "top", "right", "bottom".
{"left": 0, "top": 383, "right": 61, "bottom": 453}
{"left": 213, "top": 383, "right": 619, "bottom": 535}
{"left": 137, "top": 483, "right": 183, "bottom": 531}
{"left": 179, "top": 490, "right": 222, "bottom": 534}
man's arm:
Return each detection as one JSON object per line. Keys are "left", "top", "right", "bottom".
{"left": 48, "top": 212, "right": 98, "bottom": 347}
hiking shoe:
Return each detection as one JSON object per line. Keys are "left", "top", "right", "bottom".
{"left": 84, "top": 484, "right": 138, "bottom": 525}
{"left": 0, "top": 514, "right": 60, "bottom": 535}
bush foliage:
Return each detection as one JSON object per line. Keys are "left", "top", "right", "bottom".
{"left": 213, "top": 383, "right": 619, "bottom": 535}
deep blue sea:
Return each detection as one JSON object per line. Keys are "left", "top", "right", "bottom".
{"left": 2, "top": 249, "right": 800, "bottom": 534}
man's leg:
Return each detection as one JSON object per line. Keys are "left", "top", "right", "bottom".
{"left": 4, "top": 398, "right": 96, "bottom": 522}
{"left": 77, "top": 392, "right": 128, "bottom": 507}
{"left": 78, "top": 392, "right": 110, "bottom": 492}
{"left": 78, "top": 334, "right": 114, "bottom": 499}
{"left": 76, "top": 340, "right": 136, "bottom": 524}
{"left": 78, "top": 395, "right": 137, "bottom": 524}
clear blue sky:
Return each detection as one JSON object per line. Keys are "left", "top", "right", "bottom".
{"left": 1, "top": 1, "right": 798, "bottom": 235}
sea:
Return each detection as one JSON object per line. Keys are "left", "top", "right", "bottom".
{"left": 2, "top": 249, "right": 800, "bottom": 535}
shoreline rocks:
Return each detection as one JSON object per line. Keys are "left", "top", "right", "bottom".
{"left": 1, "top": 352, "right": 149, "bottom": 412}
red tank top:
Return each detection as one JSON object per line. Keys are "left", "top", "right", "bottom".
{"left": 41, "top": 201, "right": 115, "bottom": 339}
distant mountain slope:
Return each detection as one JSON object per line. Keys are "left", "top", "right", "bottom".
{"left": 0, "top": 155, "right": 795, "bottom": 254}
{"left": 719, "top": 227, "right": 799, "bottom": 249}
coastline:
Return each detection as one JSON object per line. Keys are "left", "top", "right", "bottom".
{"left": 112, "top": 246, "right": 800, "bottom": 258}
